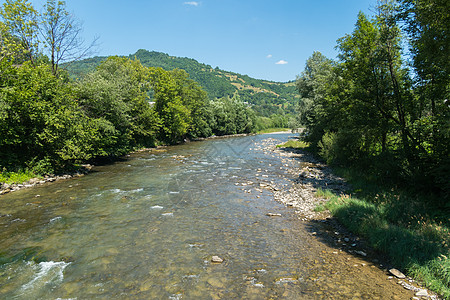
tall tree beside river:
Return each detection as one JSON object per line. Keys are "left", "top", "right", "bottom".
{"left": 297, "top": 0, "right": 449, "bottom": 195}
{"left": 76, "top": 56, "right": 160, "bottom": 157}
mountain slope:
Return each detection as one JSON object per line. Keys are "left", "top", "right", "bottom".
{"left": 65, "top": 49, "right": 299, "bottom": 116}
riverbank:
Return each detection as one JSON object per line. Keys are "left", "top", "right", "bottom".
{"left": 0, "top": 165, "right": 93, "bottom": 196}
{"left": 264, "top": 137, "right": 445, "bottom": 299}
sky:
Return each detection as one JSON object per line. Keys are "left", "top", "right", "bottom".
{"left": 3, "top": 0, "right": 377, "bottom": 82}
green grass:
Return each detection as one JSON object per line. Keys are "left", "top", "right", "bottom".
{"left": 276, "top": 139, "right": 310, "bottom": 149}
{"left": 257, "top": 128, "right": 291, "bottom": 134}
{"left": 315, "top": 175, "right": 450, "bottom": 298}
{"left": 0, "top": 170, "right": 40, "bottom": 185}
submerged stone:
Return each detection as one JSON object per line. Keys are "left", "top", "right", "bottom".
{"left": 211, "top": 256, "right": 224, "bottom": 263}
{"left": 266, "top": 213, "right": 282, "bottom": 217}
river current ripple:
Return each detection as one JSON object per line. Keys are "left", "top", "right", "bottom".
{"left": 0, "top": 134, "right": 415, "bottom": 299}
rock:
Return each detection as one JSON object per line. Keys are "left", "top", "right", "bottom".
{"left": 211, "top": 256, "right": 224, "bottom": 263}
{"left": 355, "top": 250, "right": 367, "bottom": 257}
{"left": 415, "top": 289, "right": 428, "bottom": 297}
{"left": 266, "top": 213, "right": 282, "bottom": 217}
{"left": 389, "top": 268, "right": 406, "bottom": 279}
{"left": 0, "top": 189, "right": 11, "bottom": 195}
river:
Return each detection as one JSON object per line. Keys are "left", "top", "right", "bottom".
{"left": 0, "top": 133, "right": 415, "bottom": 299}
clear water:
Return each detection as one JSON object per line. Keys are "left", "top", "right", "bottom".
{"left": 0, "top": 134, "right": 413, "bottom": 299}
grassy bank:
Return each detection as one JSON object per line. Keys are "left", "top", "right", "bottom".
{"left": 0, "top": 170, "right": 41, "bottom": 185}
{"left": 276, "top": 139, "right": 309, "bottom": 149}
{"left": 279, "top": 140, "right": 450, "bottom": 298}
{"left": 257, "top": 128, "right": 291, "bottom": 134}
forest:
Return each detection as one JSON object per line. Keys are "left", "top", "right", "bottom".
{"left": 0, "top": 0, "right": 260, "bottom": 177}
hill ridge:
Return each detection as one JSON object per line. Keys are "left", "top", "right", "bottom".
{"left": 66, "top": 49, "right": 299, "bottom": 116}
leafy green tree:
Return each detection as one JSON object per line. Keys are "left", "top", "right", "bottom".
{"left": 170, "top": 68, "right": 212, "bottom": 139}
{"left": 149, "top": 67, "right": 191, "bottom": 144}
{"left": 295, "top": 51, "right": 334, "bottom": 147}
{"left": 76, "top": 57, "right": 159, "bottom": 155}
{"left": 398, "top": 0, "right": 449, "bottom": 116}
{"left": 210, "top": 93, "right": 255, "bottom": 135}
{"left": 0, "top": 62, "right": 98, "bottom": 171}
{"left": 0, "top": 0, "right": 38, "bottom": 64}
{"left": 397, "top": 0, "right": 449, "bottom": 192}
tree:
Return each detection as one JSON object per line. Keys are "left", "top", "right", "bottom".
{"left": 0, "top": 62, "right": 98, "bottom": 171}
{"left": 397, "top": 0, "right": 450, "bottom": 116}
{"left": 210, "top": 93, "right": 255, "bottom": 136}
{"left": 0, "top": 0, "right": 38, "bottom": 64}
{"left": 76, "top": 57, "right": 159, "bottom": 155}
{"left": 170, "top": 68, "right": 212, "bottom": 139}
{"left": 295, "top": 51, "right": 334, "bottom": 146}
{"left": 40, "top": 0, "right": 97, "bottom": 75}
{"left": 149, "top": 67, "right": 191, "bottom": 144}
{"left": 397, "top": 0, "right": 449, "bottom": 192}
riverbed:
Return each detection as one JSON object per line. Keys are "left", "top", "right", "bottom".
{"left": 0, "top": 133, "right": 417, "bottom": 299}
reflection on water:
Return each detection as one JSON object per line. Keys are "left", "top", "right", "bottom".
{"left": 0, "top": 134, "right": 412, "bottom": 299}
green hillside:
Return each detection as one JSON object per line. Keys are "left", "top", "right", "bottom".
{"left": 65, "top": 49, "right": 299, "bottom": 116}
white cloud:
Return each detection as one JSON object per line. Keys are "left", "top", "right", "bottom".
{"left": 184, "top": 1, "right": 200, "bottom": 6}
{"left": 266, "top": 54, "right": 273, "bottom": 59}
{"left": 275, "top": 60, "right": 288, "bottom": 65}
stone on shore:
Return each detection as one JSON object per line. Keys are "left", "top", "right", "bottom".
{"left": 389, "top": 268, "right": 406, "bottom": 279}
{"left": 415, "top": 289, "right": 428, "bottom": 297}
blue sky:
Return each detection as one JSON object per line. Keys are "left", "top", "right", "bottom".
{"left": 4, "top": 0, "right": 376, "bottom": 82}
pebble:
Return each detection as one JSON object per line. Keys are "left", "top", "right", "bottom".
{"left": 266, "top": 213, "right": 282, "bottom": 217}
{"left": 415, "top": 289, "right": 428, "bottom": 297}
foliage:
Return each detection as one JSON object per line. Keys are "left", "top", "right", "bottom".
{"left": 276, "top": 139, "right": 309, "bottom": 149}
{"left": 0, "top": 62, "right": 98, "bottom": 172}
{"left": 0, "top": 169, "right": 39, "bottom": 185}
{"left": 76, "top": 56, "right": 159, "bottom": 155}
{"left": 0, "top": 0, "right": 38, "bottom": 64}
{"left": 257, "top": 128, "right": 291, "bottom": 134}
{"left": 209, "top": 93, "right": 256, "bottom": 136}
{"left": 295, "top": 51, "right": 334, "bottom": 146}
{"left": 147, "top": 67, "right": 216, "bottom": 143}
{"left": 296, "top": 2, "right": 449, "bottom": 196}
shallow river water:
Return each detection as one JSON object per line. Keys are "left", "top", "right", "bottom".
{"left": 0, "top": 134, "right": 415, "bottom": 299}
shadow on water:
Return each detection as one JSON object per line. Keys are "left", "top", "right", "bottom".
{"left": 0, "top": 247, "right": 44, "bottom": 265}
{"left": 277, "top": 143, "right": 447, "bottom": 298}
